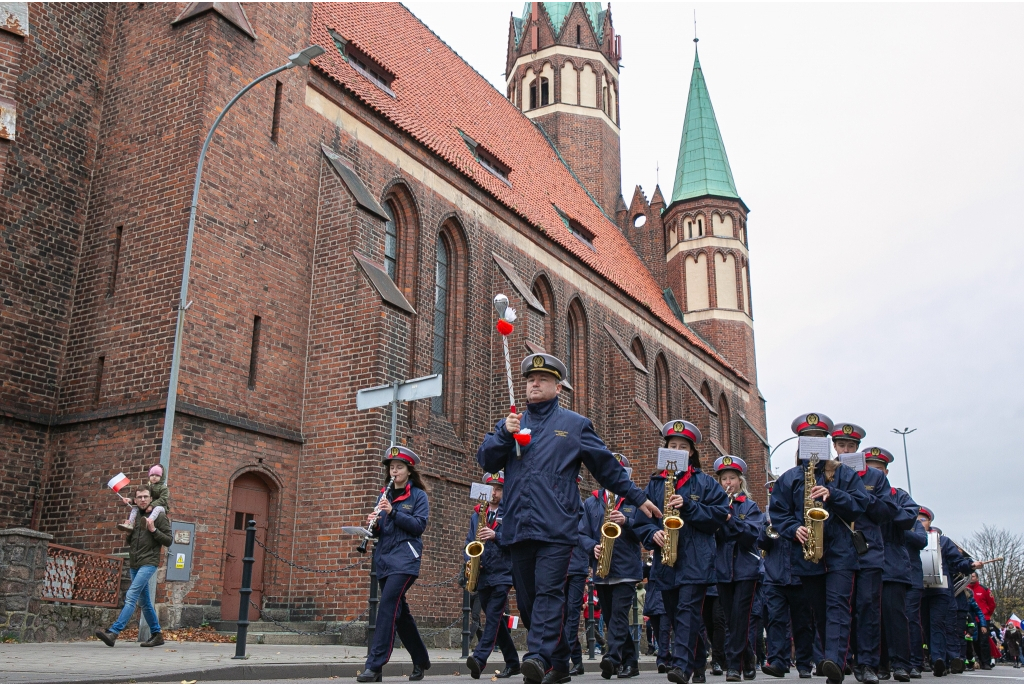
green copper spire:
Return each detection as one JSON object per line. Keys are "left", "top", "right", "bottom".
{"left": 671, "top": 48, "right": 740, "bottom": 204}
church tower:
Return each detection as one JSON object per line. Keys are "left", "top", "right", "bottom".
{"left": 663, "top": 45, "right": 757, "bottom": 383}
{"left": 506, "top": 2, "right": 622, "bottom": 216}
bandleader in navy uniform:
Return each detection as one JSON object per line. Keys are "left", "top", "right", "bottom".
{"left": 476, "top": 353, "right": 661, "bottom": 684}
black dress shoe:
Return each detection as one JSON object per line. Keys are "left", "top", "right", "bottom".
{"left": 949, "top": 659, "right": 964, "bottom": 674}
{"left": 467, "top": 655, "right": 483, "bottom": 680}
{"left": 659, "top": 664, "right": 668, "bottom": 673}
{"left": 356, "top": 670, "right": 382, "bottom": 683}
{"left": 619, "top": 663, "right": 640, "bottom": 678}
{"left": 601, "top": 657, "right": 617, "bottom": 679}
{"left": 569, "top": 663, "right": 584, "bottom": 676}
{"left": 878, "top": 670, "right": 891, "bottom": 681}
{"left": 863, "top": 667, "right": 879, "bottom": 684}
{"left": 892, "top": 668, "right": 909, "bottom": 682}
{"left": 799, "top": 671, "right": 812, "bottom": 679}
{"left": 497, "top": 664, "right": 521, "bottom": 679}
{"left": 693, "top": 670, "right": 707, "bottom": 683}
{"left": 907, "top": 668, "right": 921, "bottom": 679}
{"left": 410, "top": 662, "right": 429, "bottom": 681}
{"left": 743, "top": 668, "right": 756, "bottom": 680}
{"left": 522, "top": 658, "right": 546, "bottom": 684}
{"left": 932, "top": 660, "right": 945, "bottom": 678}
{"left": 540, "top": 670, "right": 571, "bottom": 684}
{"left": 95, "top": 629, "right": 117, "bottom": 647}
{"left": 727, "top": 670, "right": 742, "bottom": 682}
{"left": 713, "top": 663, "right": 725, "bottom": 676}
{"left": 821, "top": 660, "right": 844, "bottom": 683}
{"left": 668, "top": 667, "right": 691, "bottom": 684}
{"left": 853, "top": 666, "right": 865, "bottom": 683}
{"left": 762, "top": 663, "right": 786, "bottom": 678}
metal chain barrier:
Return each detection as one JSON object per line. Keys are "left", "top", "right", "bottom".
{"left": 254, "top": 537, "right": 367, "bottom": 575}
{"left": 416, "top": 571, "right": 462, "bottom": 588}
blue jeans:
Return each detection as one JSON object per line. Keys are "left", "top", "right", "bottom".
{"left": 111, "top": 566, "right": 160, "bottom": 634}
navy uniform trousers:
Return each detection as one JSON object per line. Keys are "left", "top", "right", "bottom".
{"left": 764, "top": 583, "right": 815, "bottom": 673}
{"left": 879, "top": 582, "right": 912, "bottom": 673}
{"left": 718, "top": 580, "right": 759, "bottom": 671}
{"left": 946, "top": 599, "right": 966, "bottom": 662}
{"left": 561, "top": 574, "right": 587, "bottom": 666}
{"left": 920, "top": 591, "right": 951, "bottom": 666}
{"left": 853, "top": 568, "right": 884, "bottom": 669}
{"left": 802, "top": 571, "right": 856, "bottom": 668}
{"left": 596, "top": 582, "right": 639, "bottom": 669}
{"left": 472, "top": 585, "right": 520, "bottom": 670}
{"left": 510, "top": 541, "right": 574, "bottom": 672}
{"left": 663, "top": 584, "right": 708, "bottom": 676}
{"left": 366, "top": 574, "right": 429, "bottom": 671}
{"left": 698, "top": 593, "right": 727, "bottom": 669}
{"left": 905, "top": 588, "right": 924, "bottom": 669}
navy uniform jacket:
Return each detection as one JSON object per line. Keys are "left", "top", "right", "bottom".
{"left": 634, "top": 468, "right": 729, "bottom": 588}
{"left": 715, "top": 495, "right": 764, "bottom": 583}
{"left": 374, "top": 484, "right": 429, "bottom": 579}
{"left": 924, "top": 535, "right": 975, "bottom": 597}
{"left": 904, "top": 519, "right": 928, "bottom": 590}
{"left": 568, "top": 536, "right": 590, "bottom": 577}
{"left": 464, "top": 505, "right": 513, "bottom": 589}
{"left": 880, "top": 487, "right": 919, "bottom": 585}
{"left": 643, "top": 586, "right": 666, "bottom": 616}
{"left": 768, "top": 460, "right": 870, "bottom": 575}
{"left": 476, "top": 396, "right": 646, "bottom": 546}
{"left": 758, "top": 521, "right": 799, "bottom": 586}
{"left": 856, "top": 467, "right": 898, "bottom": 571}
{"left": 579, "top": 490, "right": 643, "bottom": 581}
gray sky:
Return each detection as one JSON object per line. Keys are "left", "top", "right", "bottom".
{"left": 404, "top": 2, "right": 1024, "bottom": 543}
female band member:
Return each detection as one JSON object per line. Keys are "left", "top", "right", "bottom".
{"left": 713, "top": 456, "right": 764, "bottom": 682}
{"left": 357, "top": 447, "right": 431, "bottom": 683}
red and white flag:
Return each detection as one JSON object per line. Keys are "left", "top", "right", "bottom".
{"left": 107, "top": 472, "right": 130, "bottom": 493}
{"left": 1009, "top": 613, "right": 1022, "bottom": 629}
{"left": 506, "top": 615, "right": 519, "bottom": 630}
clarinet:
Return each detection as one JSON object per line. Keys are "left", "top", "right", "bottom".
{"left": 357, "top": 477, "right": 395, "bottom": 554}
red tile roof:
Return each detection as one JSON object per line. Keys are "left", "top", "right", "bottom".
{"left": 310, "top": 3, "right": 743, "bottom": 381}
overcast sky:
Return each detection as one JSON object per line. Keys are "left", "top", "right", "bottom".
{"left": 404, "top": 2, "right": 1024, "bottom": 543}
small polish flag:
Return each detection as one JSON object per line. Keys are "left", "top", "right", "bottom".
{"left": 107, "top": 472, "right": 130, "bottom": 493}
{"left": 506, "top": 615, "right": 519, "bottom": 630}
{"left": 1009, "top": 613, "right": 1022, "bottom": 629}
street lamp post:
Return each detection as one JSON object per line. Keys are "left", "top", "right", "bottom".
{"left": 157, "top": 45, "right": 324, "bottom": 478}
{"left": 766, "top": 435, "right": 798, "bottom": 476}
{"left": 891, "top": 427, "right": 917, "bottom": 496}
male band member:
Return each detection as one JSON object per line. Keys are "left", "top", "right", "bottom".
{"left": 903, "top": 514, "right": 928, "bottom": 678}
{"left": 477, "top": 354, "right": 660, "bottom": 684}
{"left": 832, "top": 428, "right": 897, "bottom": 685}
{"left": 759, "top": 480, "right": 816, "bottom": 679}
{"left": 770, "top": 413, "right": 870, "bottom": 684}
{"left": 917, "top": 509, "right": 981, "bottom": 676}
{"left": 713, "top": 455, "right": 764, "bottom": 682}
{"left": 863, "top": 447, "right": 918, "bottom": 683}
{"left": 465, "top": 472, "right": 521, "bottom": 680}
{"left": 634, "top": 420, "right": 730, "bottom": 684}
{"left": 563, "top": 474, "right": 591, "bottom": 677}
{"left": 581, "top": 454, "right": 643, "bottom": 679}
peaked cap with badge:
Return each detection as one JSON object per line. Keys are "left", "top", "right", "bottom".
{"left": 484, "top": 471, "right": 505, "bottom": 485}
{"left": 662, "top": 419, "right": 702, "bottom": 445}
{"left": 520, "top": 353, "right": 566, "bottom": 380}
{"left": 382, "top": 445, "right": 420, "bottom": 466}
{"left": 862, "top": 446, "right": 894, "bottom": 464}
{"left": 831, "top": 422, "right": 866, "bottom": 443}
{"left": 790, "top": 411, "right": 834, "bottom": 436}
{"left": 918, "top": 506, "right": 934, "bottom": 521}
{"left": 714, "top": 455, "right": 747, "bottom": 475}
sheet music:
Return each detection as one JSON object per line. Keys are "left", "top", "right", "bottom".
{"left": 470, "top": 483, "right": 493, "bottom": 501}
{"left": 839, "top": 451, "right": 866, "bottom": 472}
{"left": 797, "top": 436, "right": 831, "bottom": 462}
{"left": 657, "top": 448, "right": 689, "bottom": 471}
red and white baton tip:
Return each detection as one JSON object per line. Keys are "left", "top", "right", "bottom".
{"left": 514, "top": 428, "right": 532, "bottom": 446}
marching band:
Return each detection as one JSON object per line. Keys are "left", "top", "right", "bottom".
{"left": 355, "top": 352, "right": 990, "bottom": 683}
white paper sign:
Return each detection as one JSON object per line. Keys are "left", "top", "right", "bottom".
{"left": 342, "top": 526, "right": 372, "bottom": 537}
{"left": 657, "top": 448, "right": 689, "bottom": 471}
{"left": 840, "top": 451, "right": 866, "bottom": 472}
{"left": 798, "top": 436, "right": 831, "bottom": 462}
{"left": 470, "top": 483, "right": 493, "bottom": 501}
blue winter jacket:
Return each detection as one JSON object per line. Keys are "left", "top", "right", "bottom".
{"left": 579, "top": 490, "right": 643, "bottom": 582}
{"left": 373, "top": 484, "right": 429, "bottom": 579}
{"left": 643, "top": 586, "right": 666, "bottom": 616}
{"left": 768, "top": 460, "right": 870, "bottom": 575}
{"left": 715, "top": 495, "right": 764, "bottom": 583}
{"left": 476, "top": 396, "right": 647, "bottom": 546}
{"left": 464, "top": 504, "right": 512, "bottom": 589}
{"left": 855, "top": 467, "right": 898, "bottom": 571}
{"left": 758, "top": 521, "right": 799, "bottom": 586}
{"left": 881, "top": 487, "right": 919, "bottom": 585}
{"left": 633, "top": 468, "right": 729, "bottom": 588}
{"left": 905, "top": 519, "right": 928, "bottom": 590}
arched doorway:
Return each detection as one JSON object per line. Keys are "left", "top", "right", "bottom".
{"left": 221, "top": 473, "right": 270, "bottom": 619}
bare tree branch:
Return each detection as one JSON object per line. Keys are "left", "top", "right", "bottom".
{"left": 965, "top": 525, "right": 1024, "bottom": 625}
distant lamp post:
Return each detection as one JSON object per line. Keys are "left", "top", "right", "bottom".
{"left": 892, "top": 427, "right": 917, "bottom": 496}
{"left": 157, "top": 45, "right": 325, "bottom": 477}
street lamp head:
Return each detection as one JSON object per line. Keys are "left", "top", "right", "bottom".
{"left": 289, "top": 45, "right": 325, "bottom": 68}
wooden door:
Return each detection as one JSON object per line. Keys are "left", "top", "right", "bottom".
{"left": 221, "top": 474, "right": 270, "bottom": 619}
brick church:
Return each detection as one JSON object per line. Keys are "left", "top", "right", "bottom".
{"left": 0, "top": 2, "right": 769, "bottom": 627}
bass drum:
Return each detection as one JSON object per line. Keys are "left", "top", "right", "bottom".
{"left": 921, "top": 530, "right": 947, "bottom": 589}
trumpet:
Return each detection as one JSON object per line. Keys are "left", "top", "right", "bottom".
{"left": 357, "top": 477, "right": 395, "bottom": 553}
{"left": 596, "top": 493, "right": 621, "bottom": 578}
{"left": 661, "top": 461, "right": 684, "bottom": 566}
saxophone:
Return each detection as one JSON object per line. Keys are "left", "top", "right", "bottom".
{"left": 464, "top": 505, "right": 487, "bottom": 592}
{"left": 661, "top": 461, "right": 684, "bottom": 566}
{"left": 802, "top": 454, "right": 830, "bottom": 563}
{"left": 596, "top": 492, "right": 621, "bottom": 578}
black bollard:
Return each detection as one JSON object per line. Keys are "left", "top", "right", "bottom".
{"left": 367, "top": 552, "right": 378, "bottom": 657}
{"left": 233, "top": 518, "right": 257, "bottom": 659}
{"left": 461, "top": 588, "right": 471, "bottom": 657}
{"left": 586, "top": 579, "right": 596, "bottom": 660}
{"left": 631, "top": 586, "right": 640, "bottom": 661}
